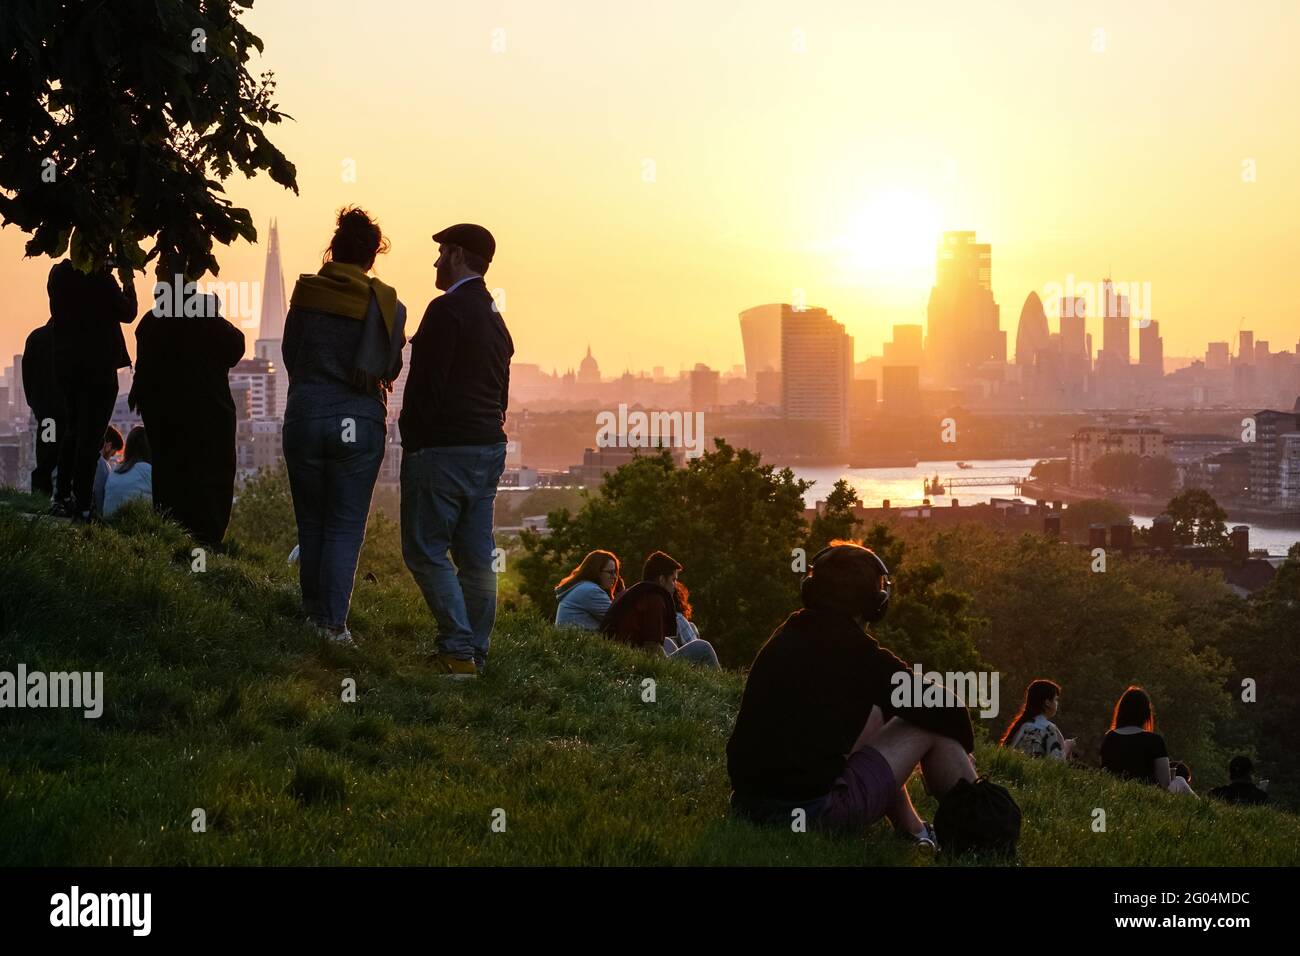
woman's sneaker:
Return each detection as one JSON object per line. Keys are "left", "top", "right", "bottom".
{"left": 320, "top": 626, "right": 356, "bottom": 647}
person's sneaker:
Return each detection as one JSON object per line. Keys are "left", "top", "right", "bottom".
{"left": 910, "top": 821, "right": 940, "bottom": 853}
{"left": 431, "top": 654, "right": 478, "bottom": 680}
{"left": 322, "top": 627, "right": 356, "bottom": 647}
{"left": 48, "top": 497, "right": 75, "bottom": 518}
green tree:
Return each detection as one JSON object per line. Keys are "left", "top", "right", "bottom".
{"left": 517, "top": 440, "right": 811, "bottom": 665}
{"left": 1061, "top": 498, "right": 1132, "bottom": 543}
{"left": 861, "top": 523, "right": 984, "bottom": 674}
{"left": 1029, "top": 458, "right": 1070, "bottom": 485}
{"left": 0, "top": 0, "right": 297, "bottom": 279}
{"left": 227, "top": 466, "right": 297, "bottom": 558}
{"left": 805, "top": 478, "right": 862, "bottom": 554}
{"left": 1090, "top": 452, "right": 1142, "bottom": 491}
{"left": 1137, "top": 455, "right": 1178, "bottom": 496}
{"left": 1163, "top": 488, "right": 1228, "bottom": 548}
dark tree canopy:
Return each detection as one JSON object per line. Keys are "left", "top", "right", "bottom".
{"left": 0, "top": 0, "right": 297, "bottom": 280}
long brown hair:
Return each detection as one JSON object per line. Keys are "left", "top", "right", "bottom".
{"left": 1000, "top": 679, "right": 1061, "bottom": 747}
{"left": 1110, "top": 685, "right": 1155, "bottom": 732}
{"left": 558, "top": 550, "right": 620, "bottom": 596}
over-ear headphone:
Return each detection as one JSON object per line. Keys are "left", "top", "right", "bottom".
{"left": 801, "top": 544, "right": 893, "bottom": 623}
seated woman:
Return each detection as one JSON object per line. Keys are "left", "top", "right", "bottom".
{"left": 673, "top": 580, "right": 700, "bottom": 645}
{"left": 554, "top": 550, "right": 620, "bottom": 629}
{"left": 1100, "top": 686, "right": 1177, "bottom": 791}
{"left": 101, "top": 426, "right": 153, "bottom": 517}
{"left": 1000, "top": 679, "right": 1075, "bottom": 761}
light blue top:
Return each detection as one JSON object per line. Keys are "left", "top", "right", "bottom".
{"left": 555, "top": 579, "right": 612, "bottom": 630}
{"left": 102, "top": 462, "right": 153, "bottom": 517}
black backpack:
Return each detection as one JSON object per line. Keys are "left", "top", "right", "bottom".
{"left": 933, "top": 776, "right": 1021, "bottom": 858}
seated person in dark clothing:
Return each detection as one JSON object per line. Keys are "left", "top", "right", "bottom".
{"left": 726, "top": 542, "right": 978, "bottom": 846}
{"left": 1100, "top": 686, "right": 1173, "bottom": 788}
{"left": 600, "top": 551, "right": 719, "bottom": 668}
{"left": 1208, "top": 756, "right": 1270, "bottom": 806}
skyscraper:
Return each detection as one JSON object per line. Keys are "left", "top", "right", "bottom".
{"left": 781, "top": 307, "right": 853, "bottom": 451}
{"left": 1099, "top": 278, "right": 1130, "bottom": 367}
{"left": 1014, "top": 291, "right": 1050, "bottom": 367}
{"left": 1238, "top": 330, "right": 1254, "bottom": 365}
{"left": 253, "top": 219, "right": 289, "bottom": 418}
{"left": 925, "top": 232, "right": 1003, "bottom": 386}
{"left": 739, "top": 304, "right": 784, "bottom": 378}
{"left": 1139, "top": 319, "right": 1163, "bottom": 377}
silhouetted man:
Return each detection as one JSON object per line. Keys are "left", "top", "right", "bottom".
{"left": 1208, "top": 756, "right": 1269, "bottom": 806}
{"left": 47, "top": 259, "right": 137, "bottom": 518}
{"left": 21, "top": 318, "right": 59, "bottom": 496}
{"left": 400, "top": 224, "right": 512, "bottom": 678}
{"left": 129, "top": 289, "right": 245, "bottom": 546}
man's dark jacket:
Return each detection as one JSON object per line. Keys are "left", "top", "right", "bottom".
{"left": 399, "top": 277, "right": 512, "bottom": 450}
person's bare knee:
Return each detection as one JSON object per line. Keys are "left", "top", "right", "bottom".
{"left": 920, "top": 736, "right": 977, "bottom": 798}
{"left": 862, "top": 718, "right": 935, "bottom": 789}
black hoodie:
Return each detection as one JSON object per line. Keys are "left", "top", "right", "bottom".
{"left": 727, "top": 607, "right": 975, "bottom": 801}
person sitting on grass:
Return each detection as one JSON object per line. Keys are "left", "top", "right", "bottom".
{"left": 1208, "top": 756, "right": 1269, "bottom": 806}
{"left": 92, "top": 425, "right": 124, "bottom": 518}
{"left": 726, "top": 541, "right": 1021, "bottom": 856}
{"left": 600, "top": 551, "right": 719, "bottom": 668}
{"left": 101, "top": 426, "right": 153, "bottom": 518}
{"left": 673, "top": 580, "right": 700, "bottom": 645}
{"left": 1169, "top": 761, "right": 1197, "bottom": 797}
{"left": 1000, "top": 679, "right": 1076, "bottom": 761}
{"left": 554, "top": 550, "right": 621, "bottom": 629}
{"left": 1100, "top": 686, "right": 1178, "bottom": 790}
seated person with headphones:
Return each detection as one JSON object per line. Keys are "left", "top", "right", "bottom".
{"left": 726, "top": 541, "right": 1020, "bottom": 855}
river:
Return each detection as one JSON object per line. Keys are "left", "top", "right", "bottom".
{"left": 791, "top": 458, "right": 1300, "bottom": 557}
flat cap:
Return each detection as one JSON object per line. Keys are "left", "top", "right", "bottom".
{"left": 432, "top": 223, "right": 495, "bottom": 264}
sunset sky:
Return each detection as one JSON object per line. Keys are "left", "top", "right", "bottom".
{"left": 2, "top": 0, "right": 1298, "bottom": 375}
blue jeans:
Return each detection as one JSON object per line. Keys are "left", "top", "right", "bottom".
{"left": 400, "top": 443, "right": 507, "bottom": 666}
{"left": 283, "top": 415, "right": 386, "bottom": 629}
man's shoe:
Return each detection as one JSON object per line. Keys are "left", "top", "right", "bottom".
{"left": 319, "top": 626, "right": 356, "bottom": 647}
{"left": 432, "top": 654, "right": 478, "bottom": 680}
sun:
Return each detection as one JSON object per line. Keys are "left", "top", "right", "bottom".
{"left": 843, "top": 189, "right": 942, "bottom": 285}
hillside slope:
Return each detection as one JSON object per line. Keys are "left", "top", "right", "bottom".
{"left": 1, "top": 497, "right": 1297, "bottom": 866}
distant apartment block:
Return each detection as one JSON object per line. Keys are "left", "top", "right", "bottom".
{"left": 1069, "top": 425, "right": 1166, "bottom": 485}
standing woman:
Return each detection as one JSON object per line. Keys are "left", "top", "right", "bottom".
{"left": 1000, "top": 679, "right": 1075, "bottom": 761}
{"left": 1100, "top": 686, "right": 1172, "bottom": 788}
{"left": 129, "top": 291, "right": 245, "bottom": 545}
{"left": 282, "top": 207, "right": 406, "bottom": 646}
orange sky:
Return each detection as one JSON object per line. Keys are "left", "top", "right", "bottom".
{"left": 3, "top": 0, "right": 1298, "bottom": 376}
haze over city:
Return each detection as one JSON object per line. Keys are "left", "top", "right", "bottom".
{"left": 2, "top": 0, "right": 1299, "bottom": 372}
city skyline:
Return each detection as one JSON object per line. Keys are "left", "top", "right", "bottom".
{"left": 2, "top": 1, "right": 1299, "bottom": 372}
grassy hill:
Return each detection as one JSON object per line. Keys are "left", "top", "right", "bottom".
{"left": 1, "top": 492, "right": 1298, "bottom": 866}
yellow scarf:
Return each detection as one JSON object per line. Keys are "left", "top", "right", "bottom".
{"left": 289, "top": 261, "right": 398, "bottom": 333}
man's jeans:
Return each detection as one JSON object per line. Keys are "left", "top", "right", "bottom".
{"left": 283, "top": 415, "right": 386, "bottom": 629}
{"left": 400, "top": 443, "right": 507, "bottom": 666}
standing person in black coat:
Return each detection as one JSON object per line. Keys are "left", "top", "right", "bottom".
{"left": 128, "top": 289, "right": 245, "bottom": 546}
{"left": 21, "top": 318, "right": 59, "bottom": 497}
{"left": 400, "top": 224, "right": 513, "bottom": 678}
{"left": 47, "top": 260, "right": 137, "bottom": 518}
